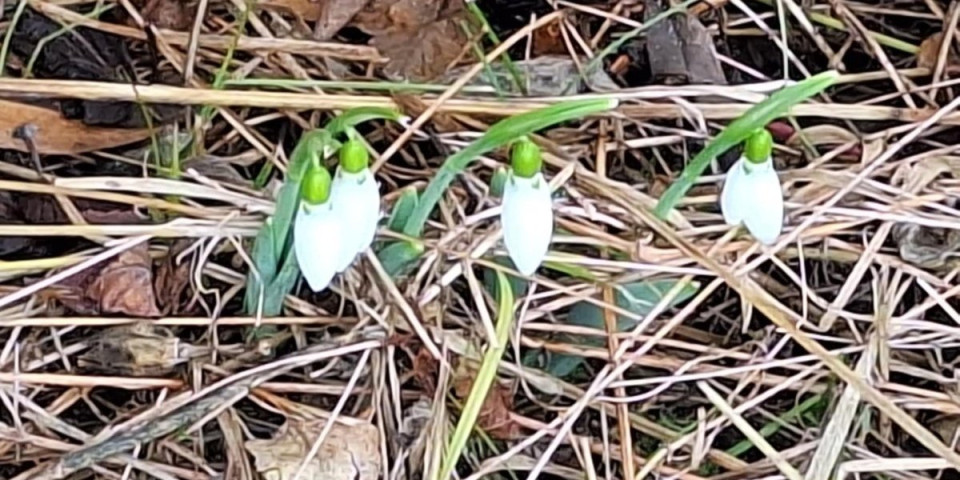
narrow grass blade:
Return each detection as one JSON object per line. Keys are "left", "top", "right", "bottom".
{"left": 437, "top": 271, "right": 514, "bottom": 480}
{"left": 387, "top": 187, "right": 419, "bottom": 233}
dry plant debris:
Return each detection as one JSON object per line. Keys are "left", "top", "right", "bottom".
{"left": 245, "top": 418, "right": 381, "bottom": 480}
{"left": 51, "top": 243, "right": 162, "bottom": 317}
{"left": 6, "top": 1, "right": 960, "bottom": 480}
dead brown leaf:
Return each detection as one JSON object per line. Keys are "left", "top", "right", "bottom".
{"left": 453, "top": 364, "right": 521, "bottom": 440}
{"left": 257, "top": 0, "right": 322, "bottom": 21}
{"left": 134, "top": 0, "right": 197, "bottom": 30}
{"left": 891, "top": 157, "right": 960, "bottom": 270}
{"left": 0, "top": 99, "right": 151, "bottom": 154}
{"left": 644, "top": 0, "right": 727, "bottom": 86}
{"left": 155, "top": 239, "right": 194, "bottom": 315}
{"left": 532, "top": 21, "right": 567, "bottom": 56}
{"left": 354, "top": 0, "right": 476, "bottom": 81}
{"left": 353, "top": 0, "right": 439, "bottom": 35}
{"left": 90, "top": 243, "right": 162, "bottom": 317}
{"left": 372, "top": 15, "right": 473, "bottom": 81}
{"left": 245, "top": 418, "right": 380, "bottom": 480}
{"left": 411, "top": 345, "right": 439, "bottom": 396}
{"left": 315, "top": 0, "right": 369, "bottom": 40}
{"left": 917, "top": 32, "right": 960, "bottom": 70}
{"left": 77, "top": 324, "right": 191, "bottom": 376}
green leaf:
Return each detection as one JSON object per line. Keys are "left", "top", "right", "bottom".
{"left": 482, "top": 256, "right": 528, "bottom": 301}
{"left": 387, "top": 187, "right": 419, "bottom": 233}
{"left": 489, "top": 166, "right": 508, "bottom": 199}
{"left": 544, "top": 349, "right": 586, "bottom": 378}
{"left": 263, "top": 237, "right": 304, "bottom": 315}
{"left": 243, "top": 224, "right": 279, "bottom": 314}
{"left": 379, "top": 240, "right": 425, "bottom": 278}
{"left": 569, "top": 279, "right": 700, "bottom": 330}
{"left": 542, "top": 279, "right": 700, "bottom": 378}
{"left": 653, "top": 70, "right": 839, "bottom": 219}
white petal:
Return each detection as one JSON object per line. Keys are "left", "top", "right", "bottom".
{"left": 294, "top": 202, "right": 344, "bottom": 292}
{"left": 501, "top": 172, "right": 554, "bottom": 276}
{"left": 742, "top": 160, "right": 784, "bottom": 245}
{"left": 720, "top": 157, "right": 749, "bottom": 226}
{"left": 331, "top": 167, "right": 381, "bottom": 272}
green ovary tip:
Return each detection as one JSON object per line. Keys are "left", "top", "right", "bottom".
{"left": 301, "top": 163, "right": 332, "bottom": 205}
{"left": 744, "top": 128, "right": 773, "bottom": 164}
{"left": 510, "top": 138, "right": 542, "bottom": 178}
{"left": 339, "top": 139, "right": 370, "bottom": 173}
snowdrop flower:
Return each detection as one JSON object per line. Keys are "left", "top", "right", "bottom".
{"left": 500, "top": 139, "right": 554, "bottom": 276}
{"left": 294, "top": 163, "right": 344, "bottom": 292}
{"left": 720, "top": 129, "right": 784, "bottom": 245}
{"left": 331, "top": 138, "right": 381, "bottom": 272}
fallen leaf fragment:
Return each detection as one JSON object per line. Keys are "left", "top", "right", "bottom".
{"left": 245, "top": 418, "right": 380, "bottom": 480}
{"left": 0, "top": 99, "right": 150, "bottom": 154}
{"left": 532, "top": 21, "right": 567, "bottom": 56}
{"left": 78, "top": 323, "right": 197, "bottom": 376}
{"left": 155, "top": 239, "right": 194, "bottom": 315}
{"left": 132, "top": 0, "right": 197, "bottom": 30}
{"left": 90, "top": 243, "right": 162, "bottom": 317}
{"left": 315, "top": 0, "right": 369, "bottom": 40}
{"left": 355, "top": 0, "right": 476, "bottom": 81}
{"left": 257, "top": 0, "right": 322, "bottom": 21}
{"left": 891, "top": 157, "right": 960, "bottom": 270}
{"left": 453, "top": 363, "right": 520, "bottom": 440}
{"left": 644, "top": 0, "right": 726, "bottom": 86}
{"left": 353, "top": 0, "right": 441, "bottom": 35}
{"left": 440, "top": 55, "right": 620, "bottom": 96}
{"left": 371, "top": 13, "right": 473, "bottom": 81}
{"left": 917, "top": 32, "right": 960, "bottom": 70}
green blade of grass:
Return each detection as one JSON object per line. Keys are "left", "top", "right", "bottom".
{"left": 437, "top": 270, "right": 514, "bottom": 480}
{"left": 653, "top": 70, "right": 839, "bottom": 219}
{"left": 724, "top": 393, "right": 824, "bottom": 458}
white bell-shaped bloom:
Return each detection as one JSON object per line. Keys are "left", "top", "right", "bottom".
{"left": 501, "top": 172, "right": 554, "bottom": 275}
{"left": 294, "top": 201, "right": 345, "bottom": 292}
{"left": 720, "top": 156, "right": 784, "bottom": 245}
{"left": 331, "top": 166, "right": 381, "bottom": 272}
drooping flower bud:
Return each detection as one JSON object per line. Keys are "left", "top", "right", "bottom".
{"left": 719, "top": 129, "right": 783, "bottom": 245}
{"left": 301, "top": 162, "right": 332, "bottom": 205}
{"left": 331, "top": 138, "right": 380, "bottom": 272}
{"left": 339, "top": 139, "right": 370, "bottom": 174}
{"left": 510, "top": 138, "right": 542, "bottom": 179}
{"left": 744, "top": 128, "right": 773, "bottom": 165}
{"left": 501, "top": 138, "right": 553, "bottom": 276}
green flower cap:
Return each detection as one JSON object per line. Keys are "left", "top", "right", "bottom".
{"left": 301, "top": 162, "right": 332, "bottom": 205}
{"left": 510, "top": 138, "right": 542, "bottom": 179}
{"left": 339, "top": 139, "right": 369, "bottom": 173}
{"left": 744, "top": 128, "right": 773, "bottom": 165}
